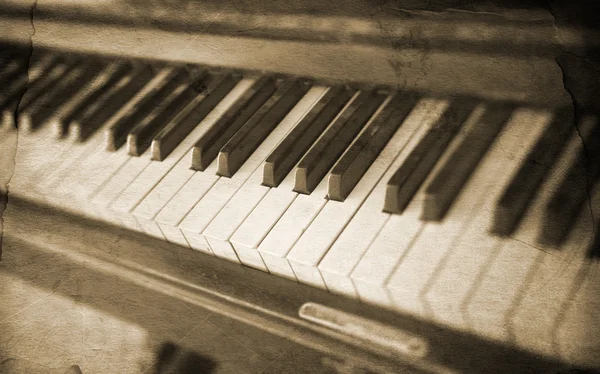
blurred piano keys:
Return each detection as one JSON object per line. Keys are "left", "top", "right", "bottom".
{"left": 1, "top": 0, "right": 599, "bottom": 372}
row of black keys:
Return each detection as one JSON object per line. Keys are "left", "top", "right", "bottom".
{"left": 1, "top": 46, "right": 599, "bottom": 251}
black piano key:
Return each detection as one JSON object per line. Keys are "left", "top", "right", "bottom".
{"left": 191, "top": 76, "right": 276, "bottom": 171}
{"left": 23, "top": 61, "right": 106, "bottom": 132}
{"left": 127, "top": 71, "right": 209, "bottom": 156}
{"left": 71, "top": 65, "right": 153, "bottom": 142}
{"left": 0, "top": 55, "right": 59, "bottom": 110}
{"left": 218, "top": 79, "right": 311, "bottom": 177}
{"left": 263, "top": 85, "right": 355, "bottom": 187}
{"left": 329, "top": 93, "right": 419, "bottom": 202}
{"left": 151, "top": 73, "right": 240, "bottom": 161}
{"left": 57, "top": 61, "right": 132, "bottom": 137}
{"left": 383, "top": 100, "right": 476, "bottom": 214}
{"left": 294, "top": 90, "right": 387, "bottom": 195}
{"left": 492, "top": 109, "right": 573, "bottom": 236}
{"left": 106, "top": 67, "right": 188, "bottom": 151}
{"left": 0, "top": 59, "right": 26, "bottom": 87}
{"left": 422, "top": 103, "right": 514, "bottom": 221}
{"left": 540, "top": 117, "right": 600, "bottom": 246}
{"left": 16, "top": 62, "right": 72, "bottom": 117}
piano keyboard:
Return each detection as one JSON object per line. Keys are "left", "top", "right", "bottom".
{"left": 1, "top": 44, "right": 599, "bottom": 368}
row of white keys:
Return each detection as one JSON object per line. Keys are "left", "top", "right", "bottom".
{"left": 254, "top": 92, "right": 369, "bottom": 278}
{"left": 178, "top": 85, "right": 327, "bottom": 260}
{"left": 258, "top": 177, "right": 329, "bottom": 279}
{"left": 108, "top": 80, "right": 211, "bottom": 223}
{"left": 30, "top": 62, "right": 127, "bottom": 206}
{"left": 92, "top": 69, "right": 195, "bottom": 230}
{"left": 549, "top": 184, "right": 600, "bottom": 367}
{"left": 141, "top": 79, "right": 257, "bottom": 245}
{"left": 88, "top": 67, "right": 179, "bottom": 226}
{"left": 17, "top": 61, "right": 89, "bottom": 181}
{"left": 6, "top": 59, "right": 71, "bottom": 199}
{"left": 25, "top": 65, "right": 112, "bottom": 206}
{"left": 317, "top": 98, "right": 447, "bottom": 297}
{"left": 508, "top": 117, "right": 598, "bottom": 360}
{"left": 234, "top": 89, "right": 362, "bottom": 274}
{"left": 201, "top": 86, "right": 329, "bottom": 265}
{"left": 229, "top": 157, "right": 300, "bottom": 270}
{"left": 153, "top": 156, "right": 223, "bottom": 249}
{"left": 287, "top": 94, "right": 408, "bottom": 288}
{"left": 463, "top": 113, "right": 583, "bottom": 345}
{"left": 349, "top": 103, "right": 489, "bottom": 307}
{"left": 0, "top": 124, "right": 18, "bottom": 192}
{"left": 115, "top": 78, "right": 256, "bottom": 238}
{"left": 55, "top": 70, "right": 143, "bottom": 219}
{"left": 403, "top": 107, "right": 552, "bottom": 331}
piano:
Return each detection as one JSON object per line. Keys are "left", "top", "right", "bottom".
{"left": 1, "top": 0, "right": 599, "bottom": 372}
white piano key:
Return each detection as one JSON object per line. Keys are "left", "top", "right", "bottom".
{"left": 317, "top": 98, "right": 445, "bottom": 297}
{"left": 230, "top": 169, "right": 298, "bottom": 270}
{"left": 150, "top": 79, "right": 259, "bottom": 246}
{"left": 51, "top": 71, "right": 138, "bottom": 217}
{"left": 135, "top": 217, "right": 167, "bottom": 240}
{"left": 157, "top": 223, "right": 190, "bottom": 247}
{"left": 52, "top": 131, "right": 117, "bottom": 215}
{"left": 510, "top": 205, "right": 592, "bottom": 360}
{"left": 155, "top": 165, "right": 219, "bottom": 248}
{"left": 420, "top": 107, "right": 551, "bottom": 330}
{"left": 554, "top": 217, "right": 600, "bottom": 367}
{"left": 16, "top": 64, "right": 89, "bottom": 191}
{"left": 182, "top": 230, "right": 213, "bottom": 255}
{"left": 131, "top": 79, "right": 255, "bottom": 222}
{"left": 179, "top": 84, "right": 320, "bottom": 261}
{"left": 257, "top": 177, "right": 329, "bottom": 280}
{"left": 31, "top": 63, "right": 129, "bottom": 202}
{"left": 287, "top": 95, "right": 424, "bottom": 289}
{"left": 504, "top": 118, "right": 598, "bottom": 358}
{"left": 8, "top": 122, "right": 61, "bottom": 201}
{"left": 2, "top": 59, "right": 67, "bottom": 197}
{"left": 67, "top": 141, "right": 128, "bottom": 220}
{"left": 110, "top": 142, "right": 187, "bottom": 219}
{"left": 109, "top": 78, "right": 247, "bottom": 220}
{"left": 231, "top": 86, "right": 349, "bottom": 270}
{"left": 202, "top": 86, "right": 327, "bottom": 267}
{"left": 85, "top": 68, "right": 177, "bottom": 224}
{"left": 350, "top": 103, "right": 487, "bottom": 307}
{"left": 91, "top": 151, "right": 150, "bottom": 227}
{"left": 464, "top": 111, "right": 573, "bottom": 343}
{"left": 0, "top": 126, "right": 17, "bottom": 193}
{"left": 255, "top": 92, "right": 377, "bottom": 279}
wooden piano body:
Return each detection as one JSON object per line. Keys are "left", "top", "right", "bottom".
{"left": 1, "top": 0, "right": 599, "bottom": 372}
